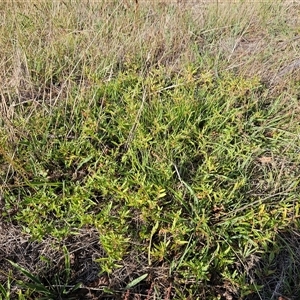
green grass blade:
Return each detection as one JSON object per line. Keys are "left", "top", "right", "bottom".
{"left": 17, "top": 282, "right": 52, "bottom": 296}
{"left": 0, "top": 282, "right": 9, "bottom": 300}
{"left": 8, "top": 261, "right": 43, "bottom": 286}
{"left": 125, "top": 273, "right": 148, "bottom": 289}
{"left": 63, "top": 245, "right": 71, "bottom": 281}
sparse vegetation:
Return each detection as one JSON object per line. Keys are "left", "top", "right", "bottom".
{"left": 0, "top": 1, "right": 300, "bottom": 299}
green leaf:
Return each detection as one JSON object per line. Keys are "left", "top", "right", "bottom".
{"left": 0, "top": 282, "right": 9, "bottom": 299}
{"left": 16, "top": 281, "right": 52, "bottom": 296}
{"left": 63, "top": 245, "right": 71, "bottom": 281}
{"left": 125, "top": 273, "right": 148, "bottom": 289}
{"left": 8, "top": 261, "right": 52, "bottom": 296}
{"left": 8, "top": 261, "right": 43, "bottom": 286}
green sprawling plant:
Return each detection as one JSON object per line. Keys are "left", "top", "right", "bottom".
{"left": 1, "top": 1, "right": 300, "bottom": 299}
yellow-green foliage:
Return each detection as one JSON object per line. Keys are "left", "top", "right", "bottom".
{"left": 1, "top": 1, "right": 300, "bottom": 299}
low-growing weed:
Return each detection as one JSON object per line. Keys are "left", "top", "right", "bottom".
{"left": 1, "top": 1, "right": 300, "bottom": 299}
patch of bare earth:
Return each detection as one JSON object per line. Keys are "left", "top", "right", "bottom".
{"left": 0, "top": 220, "right": 175, "bottom": 299}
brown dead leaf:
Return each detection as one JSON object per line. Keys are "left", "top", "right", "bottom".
{"left": 257, "top": 156, "right": 273, "bottom": 165}
{"left": 278, "top": 296, "right": 291, "bottom": 300}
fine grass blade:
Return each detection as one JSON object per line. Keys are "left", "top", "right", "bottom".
{"left": 0, "top": 282, "right": 9, "bottom": 300}
{"left": 8, "top": 261, "right": 43, "bottom": 286}
{"left": 125, "top": 273, "right": 148, "bottom": 289}
{"left": 8, "top": 260, "right": 51, "bottom": 296}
